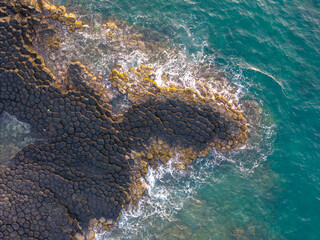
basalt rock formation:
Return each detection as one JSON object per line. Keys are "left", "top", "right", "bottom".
{"left": 0, "top": 0, "right": 247, "bottom": 239}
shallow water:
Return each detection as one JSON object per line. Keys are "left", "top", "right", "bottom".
{"left": 0, "top": 112, "right": 33, "bottom": 166}
{"left": 19, "top": 0, "right": 320, "bottom": 239}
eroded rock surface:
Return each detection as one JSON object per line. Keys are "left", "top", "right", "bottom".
{"left": 0, "top": 0, "right": 247, "bottom": 239}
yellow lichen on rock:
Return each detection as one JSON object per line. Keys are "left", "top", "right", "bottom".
{"left": 125, "top": 151, "right": 149, "bottom": 208}
{"left": 102, "top": 22, "right": 119, "bottom": 40}
{"left": 140, "top": 138, "right": 175, "bottom": 167}
{"left": 86, "top": 217, "right": 117, "bottom": 237}
{"left": 44, "top": 29, "right": 61, "bottom": 49}
{"left": 102, "top": 22, "right": 119, "bottom": 31}
{"left": 107, "top": 30, "right": 114, "bottom": 39}
{"left": 38, "top": 0, "right": 82, "bottom": 31}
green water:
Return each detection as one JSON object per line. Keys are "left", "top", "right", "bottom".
{"left": 54, "top": 0, "right": 320, "bottom": 239}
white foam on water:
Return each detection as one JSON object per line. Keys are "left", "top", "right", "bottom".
{"left": 98, "top": 159, "right": 195, "bottom": 239}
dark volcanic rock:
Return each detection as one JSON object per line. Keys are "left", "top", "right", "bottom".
{"left": 0, "top": 0, "right": 247, "bottom": 239}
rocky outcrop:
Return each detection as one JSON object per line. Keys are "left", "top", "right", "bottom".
{"left": 0, "top": 0, "right": 247, "bottom": 239}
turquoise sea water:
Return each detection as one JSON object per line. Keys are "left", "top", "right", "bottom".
{"left": 54, "top": 0, "right": 320, "bottom": 239}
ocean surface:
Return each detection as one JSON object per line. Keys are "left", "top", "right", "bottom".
{"left": 42, "top": 0, "right": 320, "bottom": 239}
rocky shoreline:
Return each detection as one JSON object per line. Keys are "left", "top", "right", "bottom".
{"left": 0, "top": 0, "right": 247, "bottom": 239}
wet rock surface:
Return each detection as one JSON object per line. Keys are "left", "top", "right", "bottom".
{"left": 0, "top": 0, "right": 247, "bottom": 239}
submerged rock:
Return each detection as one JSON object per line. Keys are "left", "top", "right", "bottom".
{"left": 0, "top": 0, "right": 247, "bottom": 239}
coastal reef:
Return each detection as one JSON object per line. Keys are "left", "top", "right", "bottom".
{"left": 0, "top": 0, "right": 247, "bottom": 239}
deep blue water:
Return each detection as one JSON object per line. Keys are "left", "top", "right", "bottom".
{"left": 54, "top": 0, "right": 320, "bottom": 239}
